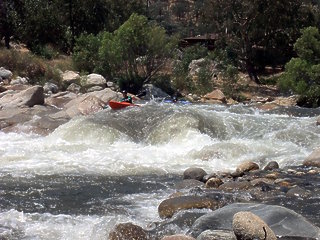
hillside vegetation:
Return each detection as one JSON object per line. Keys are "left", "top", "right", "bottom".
{"left": 1, "top": 0, "right": 320, "bottom": 106}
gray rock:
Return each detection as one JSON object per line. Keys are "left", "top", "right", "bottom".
{"left": 10, "top": 77, "right": 28, "bottom": 85}
{"left": 82, "top": 73, "right": 107, "bottom": 88}
{"left": 184, "top": 168, "right": 207, "bottom": 181}
{"left": 233, "top": 211, "right": 277, "bottom": 240}
{"left": 303, "top": 148, "right": 320, "bottom": 168}
{"left": 286, "top": 186, "right": 311, "bottom": 198}
{"left": 0, "top": 85, "right": 44, "bottom": 108}
{"left": 140, "top": 84, "right": 170, "bottom": 100}
{"left": 61, "top": 70, "right": 80, "bottom": 85}
{"left": 67, "top": 83, "right": 81, "bottom": 93}
{"left": 264, "top": 161, "right": 279, "bottom": 171}
{"left": 197, "top": 230, "right": 236, "bottom": 240}
{"left": 0, "top": 67, "right": 13, "bottom": 79}
{"left": 190, "top": 203, "right": 320, "bottom": 238}
{"left": 205, "top": 178, "right": 223, "bottom": 188}
{"left": 87, "top": 86, "right": 104, "bottom": 92}
{"left": 43, "top": 82, "right": 59, "bottom": 94}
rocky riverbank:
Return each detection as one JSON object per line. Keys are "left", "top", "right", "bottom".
{"left": 108, "top": 158, "right": 320, "bottom": 240}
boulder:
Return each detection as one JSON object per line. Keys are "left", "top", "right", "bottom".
{"left": 61, "top": 70, "right": 80, "bottom": 85}
{"left": 161, "top": 234, "right": 196, "bottom": 240}
{"left": 236, "top": 161, "right": 259, "bottom": 174}
{"left": 264, "top": 161, "right": 279, "bottom": 171}
{"left": 67, "top": 83, "right": 81, "bottom": 93}
{"left": 43, "top": 82, "right": 59, "bottom": 94}
{"left": 0, "top": 85, "right": 44, "bottom": 108}
{"left": 10, "top": 77, "right": 28, "bottom": 85}
{"left": 303, "top": 148, "right": 320, "bottom": 168}
{"left": 183, "top": 168, "right": 207, "bottom": 181}
{"left": 158, "top": 196, "right": 218, "bottom": 219}
{"left": 78, "top": 96, "right": 105, "bottom": 115}
{"left": 63, "top": 88, "right": 118, "bottom": 117}
{"left": 108, "top": 223, "right": 148, "bottom": 240}
{"left": 0, "top": 67, "right": 13, "bottom": 80}
{"left": 190, "top": 203, "right": 320, "bottom": 239}
{"left": 233, "top": 211, "right": 277, "bottom": 240}
{"left": 197, "top": 230, "right": 236, "bottom": 240}
{"left": 45, "top": 92, "right": 77, "bottom": 108}
{"left": 202, "top": 89, "right": 226, "bottom": 103}
{"left": 87, "top": 86, "right": 104, "bottom": 92}
{"left": 317, "top": 117, "right": 320, "bottom": 126}
{"left": 140, "top": 84, "right": 170, "bottom": 100}
{"left": 82, "top": 73, "right": 107, "bottom": 88}
{"left": 205, "top": 178, "right": 223, "bottom": 188}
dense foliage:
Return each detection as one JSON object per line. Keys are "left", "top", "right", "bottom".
{"left": 279, "top": 27, "right": 320, "bottom": 107}
{"left": 1, "top": 0, "right": 320, "bottom": 105}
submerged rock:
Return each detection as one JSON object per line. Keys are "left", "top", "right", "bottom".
{"left": 190, "top": 203, "right": 320, "bottom": 238}
{"left": 233, "top": 211, "right": 277, "bottom": 240}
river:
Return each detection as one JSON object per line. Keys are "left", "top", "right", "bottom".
{"left": 0, "top": 102, "right": 319, "bottom": 239}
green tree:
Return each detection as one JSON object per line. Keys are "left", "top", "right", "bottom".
{"left": 199, "top": 0, "right": 315, "bottom": 83}
{"left": 98, "top": 13, "right": 177, "bottom": 91}
{"left": 279, "top": 27, "right": 320, "bottom": 107}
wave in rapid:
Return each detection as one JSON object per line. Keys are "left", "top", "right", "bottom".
{"left": 0, "top": 103, "right": 319, "bottom": 176}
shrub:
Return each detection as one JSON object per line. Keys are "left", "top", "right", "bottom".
{"left": 279, "top": 27, "right": 320, "bottom": 107}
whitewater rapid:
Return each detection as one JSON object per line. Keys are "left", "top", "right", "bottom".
{"left": 0, "top": 102, "right": 319, "bottom": 239}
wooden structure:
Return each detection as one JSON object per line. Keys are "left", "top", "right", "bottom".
{"left": 180, "top": 34, "right": 218, "bottom": 50}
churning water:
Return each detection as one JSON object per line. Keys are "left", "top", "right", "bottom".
{"left": 0, "top": 102, "right": 319, "bottom": 239}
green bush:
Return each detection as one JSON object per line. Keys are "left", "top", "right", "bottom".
{"left": 72, "top": 33, "right": 102, "bottom": 74}
{"left": 279, "top": 27, "right": 320, "bottom": 107}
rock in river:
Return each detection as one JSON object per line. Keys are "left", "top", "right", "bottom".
{"left": 190, "top": 203, "right": 320, "bottom": 239}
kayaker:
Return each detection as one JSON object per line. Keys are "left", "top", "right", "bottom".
{"left": 120, "top": 90, "right": 132, "bottom": 103}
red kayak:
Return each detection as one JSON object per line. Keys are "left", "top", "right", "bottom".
{"left": 108, "top": 100, "right": 137, "bottom": 110}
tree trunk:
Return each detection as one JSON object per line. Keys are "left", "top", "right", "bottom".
{"left": 246, "top": 60, "right": 260, "bottom": 84}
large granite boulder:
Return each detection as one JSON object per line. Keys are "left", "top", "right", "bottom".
{"left": 63, "top": 88, "right": 118, "bottom": 117}
{"left": 303, "top": 148, "right": 320, "bottom": 168}
{"left": 61, "top": 70, "right": 80, "bottom": 85}
{"left": 190, "top": 203, "right": 320, "bottom": 239}
{"left": 81, "top": 73, "right": 107, "bottom": 89}
{"left": 202, "top": 89, "right": 226, "bottom": 104}
{"left": 0, "top": 85, "right": 44, "bottom": 108}
{"left": 233, "top": 211, "right": 277, "bottom": 240}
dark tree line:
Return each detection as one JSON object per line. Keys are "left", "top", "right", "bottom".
{"left": 1, "top": 0, "right": 320, "bottom": 85}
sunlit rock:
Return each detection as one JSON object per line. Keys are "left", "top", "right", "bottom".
{"left": 303, "top": 148, "right": 320, "bottom": 168}
{"left": 108, "top": 222, "right": 148, "bottom": 240}
{"left": 233, "top": 211, "right": 277, "bottom": 240}
{"left": 158, "top": 196, "right": 218, "bottom": 219}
